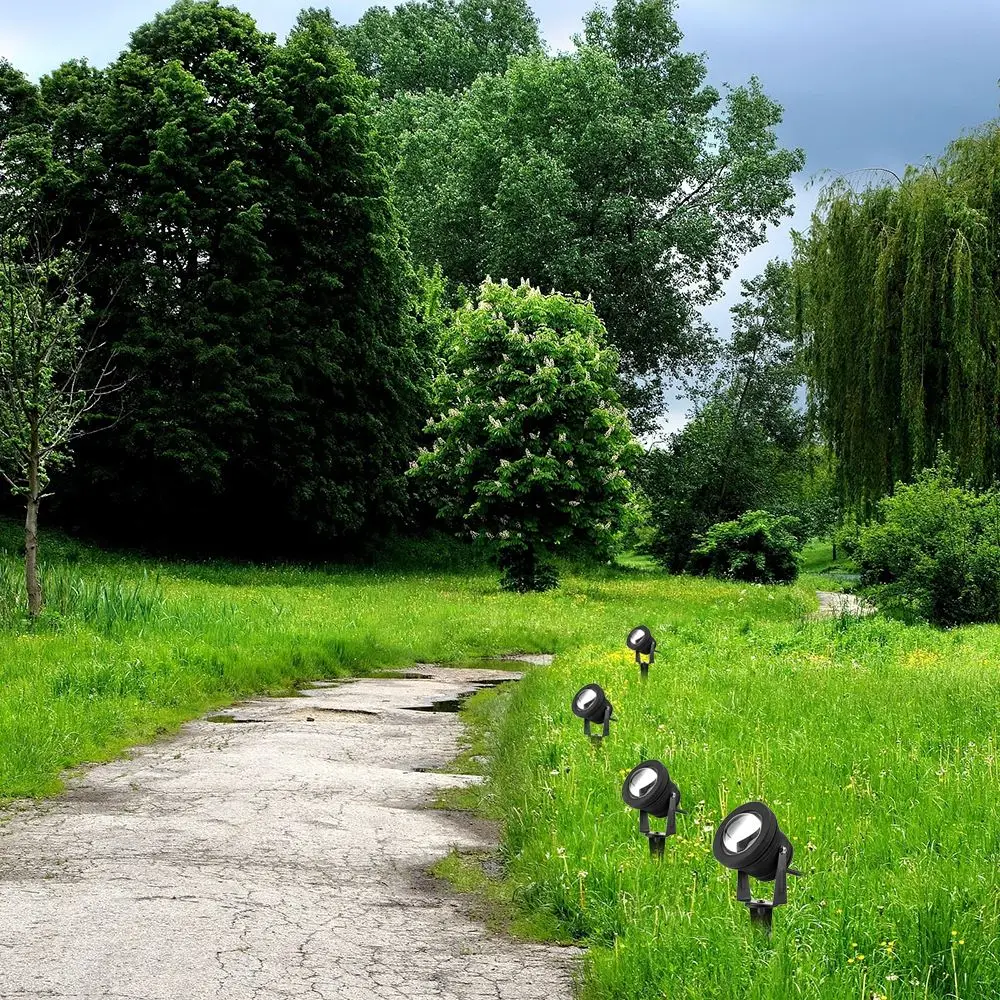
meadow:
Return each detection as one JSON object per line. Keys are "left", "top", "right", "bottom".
{"left": 0, "top": 522, "right": 997, "bottom": 1000}
{"left": 481, "top": 574, "right": 1000, "bottom": 1000}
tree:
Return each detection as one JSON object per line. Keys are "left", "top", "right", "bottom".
{"left": 2, "top": 1, "right": 430, "bottom": 554}
{"left": 794, "top": 125, "right": 1000, "bottom": 512}
{"left": 411, "top": 279, "right": 639, "bottom": 591}
{"left": 317, "top": 0, "right": 541, "bottom": 98}
{"left": 377, "top": 0, "right": 803, "bottom": 426}
{"left": 0, "top": 226, "right": 121, "bottom": 617}
{"left": 642, "top": 261, "right": 808, "bottom": 570}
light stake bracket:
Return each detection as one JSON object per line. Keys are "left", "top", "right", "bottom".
{"left": 635, "top": 642, "right": 655, "bottom": 679}
{"left": 637, "top": 790, "right": 682, "bottom": 858}
{"left": 734, "top": 846, "right": 801, "bottom": 934}
{"left": 583, "top": 703, "right": 612, "bottom": 738}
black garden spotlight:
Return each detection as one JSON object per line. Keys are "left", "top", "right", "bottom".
{"left": 712, "top": 801, "right": 802, "bottom": 933}
{"left": 622, "top": 759, "right": 683, "bottom": 858}
{"left": 571, "top": 684, "right": 614, "bottom": 738}
{"left": 626, "top": 625, "right": 656, "bottom": 679}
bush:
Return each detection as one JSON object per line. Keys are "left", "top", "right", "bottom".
{"left": 687, "top": 510, "right": 802, "bottom": 584}
{"left": 833, "top": 517, "right": 862, "bottom": 560}
{"left": 409, "top": 279, "right": 640, "bottom": 592}
{"left": 856, "top": 460, "right": 1000, "bottom": 626}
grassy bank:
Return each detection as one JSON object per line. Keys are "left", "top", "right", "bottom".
{"left": 481, "top": 598, "right": 1000, "bottom": 999}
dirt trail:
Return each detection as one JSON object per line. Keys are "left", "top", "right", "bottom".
{"left": 0, "top": 661, "right": 579, "bottom": 1000}
{"left": 813, "top": 590, "right": 874, "bottom": 617}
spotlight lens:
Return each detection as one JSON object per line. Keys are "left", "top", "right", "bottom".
{"left": 628, "top": 766, "right": 659, "bottom": 798}
{"left": 723, "top": 812, "right": 762, "bottom": 854}
{"left": 628, "top": 627, "right": 648, "bottom": 648}
{"left": 576, "top": 689, "right": 598, "bottom": 711}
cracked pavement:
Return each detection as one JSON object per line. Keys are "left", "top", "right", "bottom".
{"left": 0, "top": 662, "right": 580, "bottom": 999}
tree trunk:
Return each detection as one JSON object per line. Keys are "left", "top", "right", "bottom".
{"left": 832, "top": 538, "right": 838, "bottom": 562}
{"left": 24, "top": 436, "right": 42, "bottom": 619}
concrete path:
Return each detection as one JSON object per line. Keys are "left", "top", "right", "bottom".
{"left": 813, "top": 590, "right": 874, "bottom": 617}
{"left": 0, "top": 661, "right": 579, "bottom": 1000}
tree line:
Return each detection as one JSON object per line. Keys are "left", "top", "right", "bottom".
{"left": 0, "top": 0, "right": 806, "bottom": 598}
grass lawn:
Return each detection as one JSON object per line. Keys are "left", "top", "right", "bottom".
{"left": 481, "top": 592, "right": 1000, "bottom": 999}
{"left": 0, "top": 522, "right": 997, "bottom": 999}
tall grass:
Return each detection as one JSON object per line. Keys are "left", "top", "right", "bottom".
{"left": 484, "top": 607, "right": 1000, "bottom": 1000}
{"left": 0, "top": 559, "right": 164, "bottom": 632}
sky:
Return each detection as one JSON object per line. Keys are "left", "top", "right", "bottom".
{"left": 3, "top": 0, "right": 1000, "bottom": 432}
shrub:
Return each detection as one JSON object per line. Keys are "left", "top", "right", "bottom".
{"left": 687, "top": 510, "right": 802, "bottom": 584}
{"left": 856, "top": 460, "right": 1000, "bottom": 626}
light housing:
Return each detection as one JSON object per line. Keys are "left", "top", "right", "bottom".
{"left": 621, "top": 759, "right": 683, "bottom": 856}
{"left": 571, "top": 684, "right": 613, "bottom": 737}
{"left": 626, "top": 625, "right": 656, "bottom": 677}
{"left": 713, "top": 801, "right": 800, "bottom": 931}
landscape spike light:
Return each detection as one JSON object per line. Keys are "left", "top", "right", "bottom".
{"left": 626, "top": 625, "right": 656, "bottom": 678}
{"left": 712, "top": 801, "right": 802, "bottom": 933}
{"left": 621, "top": 759, "right": 683, "bottom": 857}
{"left": 571, "top": 684, "right": 614, "bottom": 738}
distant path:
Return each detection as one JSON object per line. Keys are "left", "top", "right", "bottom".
{"left": 0, "top": 659, "right": 578, "bottom": 1000}
{"left": 813, "top": 590, "right": 874, "bottom": 617}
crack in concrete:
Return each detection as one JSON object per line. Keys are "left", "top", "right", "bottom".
{"left": 0, "top": 666, "right": 579, "bottom": 999}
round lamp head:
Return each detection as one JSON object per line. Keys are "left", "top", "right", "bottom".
{"left": 626, "top": 625, "right": 654, "bottom": 656}
{"left": 712, "top": 801, "right": 793, "bottom": 880}
{"left": 571, "top": 684, "right": 611, "bottom": 723}
{"left": 622, "top": 759, "right": 681, "bottom": 818}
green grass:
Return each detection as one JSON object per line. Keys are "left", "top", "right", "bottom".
{"left": 0, "top": 519, "right": 787, "bottom": 800}
{"left": 1, "top": 519, "right": 998, "bottom": 998}
{"left": 799, "top": 539, "right": 861, "bottom": 595}
{"left": 482, "top": 606, "right": 1000, "bottom": 999}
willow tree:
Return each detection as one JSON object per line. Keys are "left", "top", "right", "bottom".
{"left": 794, "top": 126, "right": 1000, "bottom": 511}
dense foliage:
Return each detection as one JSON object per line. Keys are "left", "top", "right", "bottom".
{"left": 328, "top": 0, "right": 541, "bottom": 97}
{"left": 377, "top": 0, "right": 803, "bottom": 423}
{"left": 411, "top": 280, "right": 638, "bottom": 591}
{"left": 857, "top": 457, "right": 1000, "bottom": 626}
{"left": 688, "top": 509, "right": 802, "bottom": 583}
{"left": 0, "top": 3, "right": 428, "bottom": 554}
{"left": 795, "top": 125, "right": 1000, "bottom": 512}
{"left": 642, "top": 262, "right": 827, "bottom": 570}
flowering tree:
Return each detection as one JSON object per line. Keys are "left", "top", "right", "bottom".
{"left": 411, "top": 279, "right": 639, "bottom": 591}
